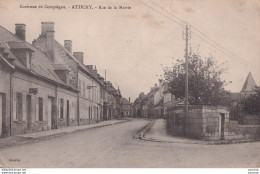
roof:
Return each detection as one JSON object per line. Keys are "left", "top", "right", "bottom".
{"left": 241, "top": 72, "right": 257, "bottom": 92}
{"left": 0, "top": 54, "right": 15, "bottom": 70}
{"left": 54, "top": 40, "right": 104, "bottom": 87}
{"left": 0, "top": 25, "right": 73, "bottom": 88}
{"left": 154, "top": 97, "right": 163, "bottom": 107}
{"left": 7, "top": 41, "right": 34, "bottom": 51}
{"left": 52, "top": 64, "right": 70, "bottom": 71}
{"left": 229, "top": 92, "right": 240, "bottom": 101}
{"left": 121, "top": 98, "right": 131, "bottom": 105}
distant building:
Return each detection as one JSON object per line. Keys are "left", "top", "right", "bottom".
{"left": 229, "top": 72, "right": 258, "bottom": 103}
{"left": 133, "top": 79, "right": 169, "bottom": 118}
{"left": 240, "top": 72, "right": 257, "bottom": 99}
{"left": 120, "top": 98, "right": 132, "bottom": 117}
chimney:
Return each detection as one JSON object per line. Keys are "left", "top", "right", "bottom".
{"left": 86, "top": 65, "right": 93, "bottom": 72}
{"left": 64, "top": 40, "right": 72, "bottom": 53}
{"left": 73, "top": 52, "right": 84, "bottom": 64}
{"left": 15, "top": 24, "right": 26, "bottom": 41}
{"left": 93, "top": 66, "right": 97, "bottom": 76}
{"left": 41, "top": 22, "right": 55, "bottom": 61}
{"left": 154, "top": 84, "right": 158, "bottom": 89}
{"left": 41, "top": 22, "right": 54, "bottom": 35}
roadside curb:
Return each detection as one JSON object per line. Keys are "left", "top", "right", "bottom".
{"left": 134, "top": 120, "right": 155, "bottom": 139}
{"left": 140, "top": 136, "right": 260, "bottom": 145}
{"left": 136, "top": 120, "right": 260, "bottom": 145}
{"left": 0, "top": 119, "right": 129, "bottom": 149}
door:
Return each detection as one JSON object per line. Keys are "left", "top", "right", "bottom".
{"left": 220, "top": 114, "right": 225, "bottom": 140}
{"left": 47, "top": 97, "right": 52, "bottom": 129}
{"left": 97, "top": 107, "right": 99, "bottom": 122}
{"left": 26, "top": 95, "right": 32, "bottom": 130}
{"left": 48, "top": 97, "right": 55, "bottom": 129}
{"left": 66, "top": 100, "right": 69, "bottom": 126}
{"left": 0, "top": 94, "right": 2, "bottom": 137}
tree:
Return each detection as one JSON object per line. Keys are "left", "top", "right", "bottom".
{"left": 240, "top": 86, "right": 260, "bottom": 115}
{"left": 163, "top": 51, "right": 230, "bottom": 105}
{"left": 229, "top": 86, "right": 260, "bottom": 123}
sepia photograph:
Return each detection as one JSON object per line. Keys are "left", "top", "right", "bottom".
{"left": 0, "top": 0, "right": 259, "bottom": 172}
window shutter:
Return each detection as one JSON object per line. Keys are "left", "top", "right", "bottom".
{"left": 13, "top": 92, "right": 17, "bottom": 121}
{"left": 42, "top": 98, "right": 45, "bottom": 121}
{"left": 22, "top": 94, "right": 26, "bottom": 121}
{"left": 57, "top": 98, "right": 60, "bottom": 119}
{"left": 36, "top": 97, "right": 39, "bottom": 121}
{"left": 64, "top": 100, "right": 67, "bottom": 121}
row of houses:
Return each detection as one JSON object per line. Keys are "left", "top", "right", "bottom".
{"left": 132, "top": 79, "right": 176, "bottom": 118}
{"left": 132, "top": 72, "right": 258, "bottom": 118}
{"left": 0, "top": 22, "right": 122, "bottom": 138}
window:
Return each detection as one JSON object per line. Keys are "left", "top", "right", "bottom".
{"left": 16, "top": 93, "right": 23, "bottom": 121}
{"left": 78, "top": 80, "right": 81, "bottom": 95}
{"left": 90, "top": 107, "right": 92, "bottom": 119}
{"left": 88, "top": 106, "right": 91, "bottom": 119}
{"left": 88, "top": 85, "right": 91, "bottom": 99}
{"left": 83, "top": 82, "right": 85, "bottom": 97}
{"left": 60, "top": 98, "right": 64, "bottom": 119}
{"left": 38, "top": 97, "right": 43, "bottom": 121}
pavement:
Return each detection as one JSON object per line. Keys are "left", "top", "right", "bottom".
{"left": 143, "top": 118, "right": 260, "bottom": 145}
{"left": 0, "top": 118, "right": 129, "bottom": 149}
{"left": 1, "top": 118, "right": 259, "bottom": 168}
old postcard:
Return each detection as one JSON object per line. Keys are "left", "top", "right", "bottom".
{"left": 0, "top": 0, "right": 259, "bottom": 172}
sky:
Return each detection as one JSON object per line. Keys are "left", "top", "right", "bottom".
{"left": 0, "top": 0, "right": 259, "bottom": 101}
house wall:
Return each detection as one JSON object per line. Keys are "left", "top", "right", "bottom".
{"left": 57, "top": 87, "right": 78, "bottom": 127}
{"left": 0, "top": 64, "right": 11, "bottom": 137}
{"left": 10, "top": 70, "right": 78, "bottom": 136}
{"left": 121, "top": 104, "right": 131, "bottom": 116}
{"left": 78, "top": 71, "right": 101, "bottom": 125}
{"left": 154, "top": 86, "right": 164, "bottom": 105}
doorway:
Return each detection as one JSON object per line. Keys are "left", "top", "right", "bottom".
{"left": 220, "top": 113, "right": 225, "bottom": 140}
{"left": 26, "top": 95, "right": 32, "bottom": 130}
{"left": 0, "top": 93, "right": 6, "bottom": 138}
{"left": 66, "top": 100, "right": 69, "bottom": 126}
{"left": 48, "top": 97, "right": 55, "bottom": 129}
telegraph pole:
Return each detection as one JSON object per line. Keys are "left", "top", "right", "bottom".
{"left": 183, "top": 25, "right": 191, "bottom": 136}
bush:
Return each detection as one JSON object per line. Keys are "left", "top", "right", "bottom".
{"left": 240, "top": 87, "right": 260, "bottom": 115}
{"left": 229, "top": 86, "right": 260, "bottom": 123}
{"left": 229, "top": 103, "right": 245, "bottom": 124}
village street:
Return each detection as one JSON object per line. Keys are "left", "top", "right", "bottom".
{"left": 0, "top": 119, "right": 259, "bottom": 168}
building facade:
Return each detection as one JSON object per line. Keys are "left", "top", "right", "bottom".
{"left": 120, "top": 97, "right": 132, "bottom": 117}
{"left": 0, "top": 22, "right": 122, "bottom": 138}
{"left": 0, "top": 24, "right": 78, "bottom": 137}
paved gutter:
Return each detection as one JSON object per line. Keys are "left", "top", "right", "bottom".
{"left": 136, "top": 119, "right": 260, "bottom": 145}
{"left": 0, "top": 119, "right": 129, "bottom": 149}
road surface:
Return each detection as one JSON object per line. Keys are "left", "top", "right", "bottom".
{"left": 0, "top": 119, "right": 259, "bottom": 168}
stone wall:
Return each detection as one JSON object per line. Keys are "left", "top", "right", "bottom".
{"left": 167, "top": 105, "right": 260, "bottom": 141}
{"left": 242, "top": 115, "right": 260, "bottom": 125}
{"left": 225, "top": 120, "right": 260, "bottom": 140}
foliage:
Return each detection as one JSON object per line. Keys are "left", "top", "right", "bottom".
{"left": 163, "top": 51, "right": 230, "bottom": 106}
{"left": 240, "top": 86, "right": 260, "bottom": 115}
{"left": 229, "top": 86, "right": 260, "bottom": 123}
{"left": 229, "top": 103, "right": 245, "bottom": 124}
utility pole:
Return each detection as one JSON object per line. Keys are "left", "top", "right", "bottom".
{"left": 183, "top": 25, "right": 191, "bottom": 136}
